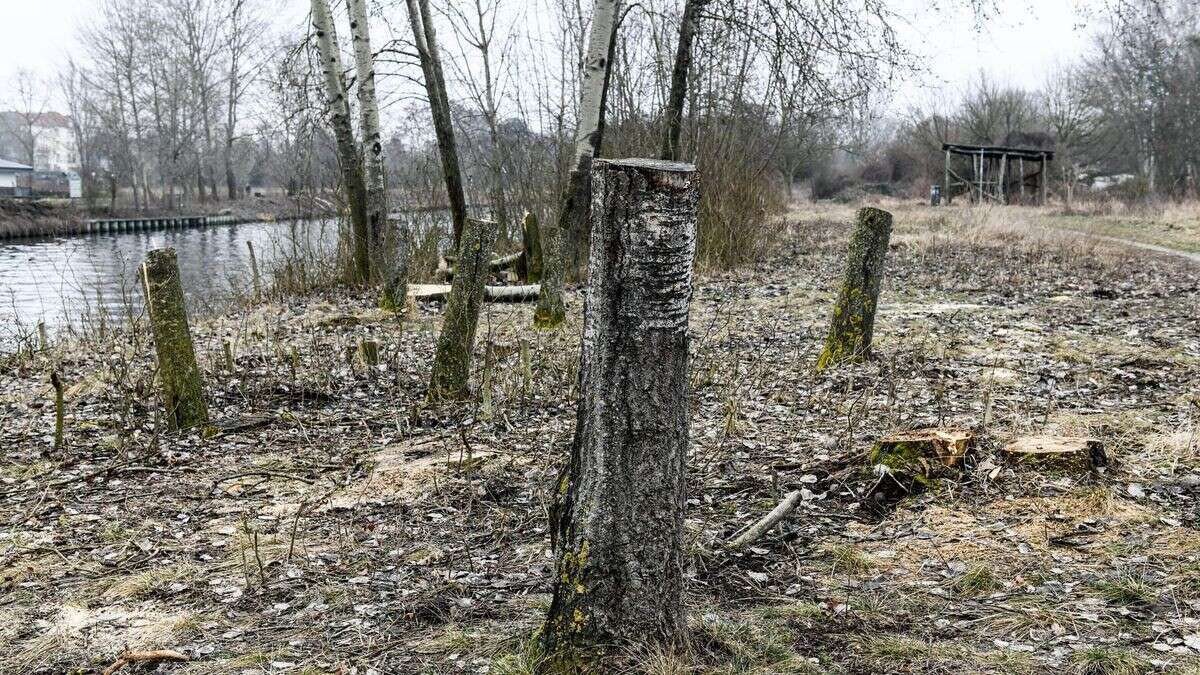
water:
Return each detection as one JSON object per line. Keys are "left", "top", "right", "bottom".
{"left": 0, "top": 219, "right": 343, "bottom": 350}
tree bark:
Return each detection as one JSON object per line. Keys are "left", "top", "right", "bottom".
{"left": 519, "top": 210, "right": 543, "bottom": 283}
{"left": 660, "top": 0, "right": 706, "bottom": 161}
{"left": 428, "top": 218, "right": 498, "bottom": 401}
{"left": 406, "top": 0, "right": 469, "bottom": 247}
{"left": 349, "top": 0, "right": 400, "bottom": 294}
{"left": 534, "top": 0, "right": 622, "bottom": 329}
{"left": 542, "top": 158, "right": 698, "bottom": 665}
{"left": 141, "top": 248, "right": 208, "bottom": 431}
{"left": 816, "top": 207, "right": 893, "bottom": 370}
{"left": 311, "top": 0, "right": 371, "bottom": 283}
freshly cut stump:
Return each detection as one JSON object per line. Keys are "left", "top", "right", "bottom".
{"left": 1002, "top": 436, "right": 1107, "bottom": 469}
{"left": 817, "top": 207, "right": 893, "bottom": 370}
{"left": 141, "top": 248, "right": 208, "bottom": 430}
{"left": 542, "top": 158, "right": 699, "bottom": 665}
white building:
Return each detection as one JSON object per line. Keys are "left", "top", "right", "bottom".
{"left": 0, "top": 112, "right": 79, "bottom": 172}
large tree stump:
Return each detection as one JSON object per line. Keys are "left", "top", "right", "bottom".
{"left": 542, "top": 158, "right": 698, "bottom": 665}
{"left": 141, "top": 248, "right": 208, "bottom": 430}
{"left": 816, "top": 207, "right": 893, "bottom": 370}
{"left": 428, "top": 218, "right": 498, "bottom": 400}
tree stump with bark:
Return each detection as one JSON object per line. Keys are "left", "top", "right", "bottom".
{"left": 519, "top": 211, "right": 543, "bottom": 283}
{"left": 816, "top": 207, "right": 893, "bottom": 370}
{"left": 541, "top": 158, "right": 698, "bottom": 666}
{"left": 141, "top": 248, "right": 208, "bottom": 430}
{"left": 428, "top": 218, "right": 498, "bottom": 400}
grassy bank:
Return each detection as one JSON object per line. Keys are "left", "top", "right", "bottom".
{"left": 0, "top": 203, "right": 1198, "bottom": 673}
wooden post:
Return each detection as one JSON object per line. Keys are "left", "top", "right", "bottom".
{"left": 141, "top": 248, "right": 209, "bottom": 430}
{"left": 542, "top": 158, "right": 698, "bottom": 665}
{"left": 998, "top": 153, "right": 1007, "bottom": 204}
{"left": 51, "top": 371, "right": 65, "bottom": 451}
{"left": 816, "top": 207, "right": 893, "bottom": 370}
{"left": 943, "top": 149, "right": 951, "bottom": 205}
{"left": 428, "top": 218, "right": 498, "bottom": 400}
{"left": 1019, "top": 158, "right": 1026, "bottom": 202}
{"left": 1041, "top": 155, "right": 1049, "bottom": 205}
{"left": 246, "top": 241, "right": 262, "bottom": 299}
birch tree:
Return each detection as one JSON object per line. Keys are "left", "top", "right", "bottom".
{"left": 349, "top": 0, "right": 408, "bottom": 302}
{"left": 534, "top": 0, "right": 622, "bottom": 329}
{"left": 311, "top": 0, "right": 372, "bottom": 282}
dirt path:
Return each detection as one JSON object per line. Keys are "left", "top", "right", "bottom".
{"left": 1072, "top": 230, "right": 1200, "bottom": 264}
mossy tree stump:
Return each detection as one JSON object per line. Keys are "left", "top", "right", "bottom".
{"left": 519, "top": 211, "right": 544, "bottom": 284}
{"left": 542, "top": 159, "right": 699, "bottom": 665}
{"left": 141, "top": 248, "right": 209, "bottom": 430}
{"left": 817, "top": 207, "right": 893, "bottom": 370}
{"left": 428, "top": 218, "right": 498, "bottom": 400}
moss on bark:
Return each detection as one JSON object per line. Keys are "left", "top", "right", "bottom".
{"left": 428, "top": 218, "right": 497, "bottom": 400}
{"left": 817, "top": 207, "right": 893, "bottom": 370}
{"left": 141, "top": 248, "right": 209, "bottom": 430}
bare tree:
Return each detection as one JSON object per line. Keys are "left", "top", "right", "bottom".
{"left": 311, "top": 0, "right": 372, "bottom": 282}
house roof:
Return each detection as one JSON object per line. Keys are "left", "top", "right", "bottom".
{"left": 0, "top": 159, "right": 34, "bottom": 171}
{"left": 0, "top": 111, "right": 72, "bottom": 128}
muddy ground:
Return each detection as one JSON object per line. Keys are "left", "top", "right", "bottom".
{"left": 1, "top": 203, "right": 1198, "bottom": 674}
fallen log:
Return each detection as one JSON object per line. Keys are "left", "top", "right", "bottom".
{"left": 409, "top": 283, "right": 540, "bottom": 303}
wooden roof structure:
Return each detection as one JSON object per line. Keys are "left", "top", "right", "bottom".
{"left": 941, "top": 142, "right": 1054, "bottom": 205}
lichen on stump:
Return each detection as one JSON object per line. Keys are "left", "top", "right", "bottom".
{"left": 428, "top": 217, "right": 498, "bottom": 401}
{"left": 817, "top": 207, "right": 893, "bottom": 370}
{"left": 141, "top": 248, "right": 209, "bottom": 430}
{"left": 541, "top": 158, "right": 699, "bottom": 667}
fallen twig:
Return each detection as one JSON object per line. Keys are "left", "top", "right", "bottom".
{"left": 102, "top": 649, "right": 189, "bottom": 675}
{"left": 727, "top": 490, "right": 804, "bottom": 549}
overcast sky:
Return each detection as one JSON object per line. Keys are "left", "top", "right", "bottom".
{"left": 0, "top": 0, "right": 1105, "bottom": 113}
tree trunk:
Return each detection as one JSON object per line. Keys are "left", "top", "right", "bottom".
{"left": 660, "top": 0, "right": 705, "bottom": 161}
{"left": 519, "top": 210, "right": 543, "bottom": 283}
{"left": 349, "top": 0, "right": 398, "bottom": 292}
{"left": 428, "top": 218, "right": 498, "bottom": 401}
{"left": 534, "top": 0, "right": 622, "bottom": 329}
{"left": 311, "top": 0, "right": 371, "bottom": 283}
{"left": 406, "top": 0, "right": 469, "bottom": 247}
{"left": 542, "top": 158, "right": 698, "bottom": 665}
{"left": 816, "top": 207, "right": 893, "bottom": 370}
{"left": 141, "top": 248, "right": 208, "bottom": 431}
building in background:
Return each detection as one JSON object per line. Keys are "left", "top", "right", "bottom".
{"left": 0, "top": 111, "right": 78, "bottom": 172}
{"left": 0, "top": 159, "right": 34, "bottom": 197}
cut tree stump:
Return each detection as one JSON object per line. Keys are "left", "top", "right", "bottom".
{"left": 542, "top": 158, "right": 699, "bottom": 664}
{"left": 428, "top": 218, "right": 498, "bottom": 400}
{"left": 141, "top": 248, "right": 209, "bottom": 430}
{"left": 868, "top": 427, "right": 973, "bottom": 499}
{"left": 1002, "top": 436, "right": 1106, "bottom": 468}
{"left": 817, "top": 207, "right": 893, "bottom": 370}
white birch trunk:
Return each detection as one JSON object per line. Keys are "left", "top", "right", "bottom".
{"left": 311, "top": 0, "right": 371, "bottom": 282}
{"left": 534, "top": 0, "right": 622, "bottom": 329}
{"left": 348, "top": 0, "right": 407, "bottom": 299}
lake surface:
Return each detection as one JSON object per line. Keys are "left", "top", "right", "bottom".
{"left": 0, "top": 219, "right": 344, "bottom": 351}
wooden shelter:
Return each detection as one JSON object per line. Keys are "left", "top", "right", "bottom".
{"left": 942, "top": 143, "right": 1054, "bottom": 205}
